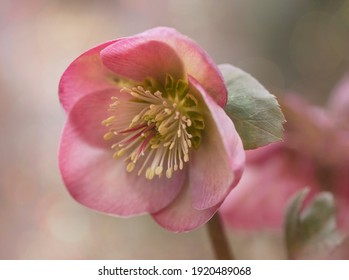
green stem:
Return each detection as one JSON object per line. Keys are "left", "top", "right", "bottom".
{"left": 207, "top": 213, "right": 234, "bottom": 260}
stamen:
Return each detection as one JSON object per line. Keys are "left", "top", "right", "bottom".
{"left": 103, "top": 131, "right": 114, "bottom": 141}
{"left": 145, "top": 168, "right": 155, "bottom": 180}
{"left": 113, "top": 148, "right": 126, "bottom": 159}
{"left": 166, "top": 168, "right": 173, "bottom": 179}
{"left": 101, "top": 79, "right": 205, "bottom": 180}
{"left": 101, "top": 116, "right": 116, "bottom": 126}
{"left": 155, "top": 166, "right": 163, "bottom": 176}
{"left": 127, "top": 162, "right": 135, "bottom": 172}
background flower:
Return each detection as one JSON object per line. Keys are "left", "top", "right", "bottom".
{"left": 219, "top": 75, "right": 349, "bottom": 232}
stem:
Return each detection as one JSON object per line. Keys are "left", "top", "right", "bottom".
{"left": 207, "top": 213, "right": 234, "bottom": 260}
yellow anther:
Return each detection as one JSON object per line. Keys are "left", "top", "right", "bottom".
{"left": 131, "top": 114, "right": 140, "bottom": 124}
{"left": 179, "top": 161, "right": 184, "bottom": 170}
{"left": 113, "top": 148, "right": 126, "bottom": 159}
{"left": 166, "top": 168, "right": 173, "bottom": 179}
{"left": 155, "top": 113, "right": 165, "bottom": 122}
{"left": 127, "top": 162, "right": 135, "bottom": 172}
{"left": 103, "top": 131, "right": 114, "bottom": 141}
{"left": 146, "top": 168, "right": 155, "bottom": 180}
{"left": 163, "top": 141, "right": 171, "bottom": 147}
{"left": 151, "top": 144, "right": 160, "bottom": 149}
{"left": 164, "top": 108, "right": 172, "bottom": 115}
{"left": 158, "top": 124, "right": 168, "bottom": 135}
{"left": 155, "top": 166, "right": 163, "bottom": 175}
{"left": 101, "top": 116, "right": 116, "bottom": 126}
{"left": 130, "top": 152, "right": 137, "bottom": 162}
{"left": 187, "top": 139, "right": 192, "bottom": 147}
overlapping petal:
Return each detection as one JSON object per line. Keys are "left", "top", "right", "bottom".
{"left": 152, "top": 180, "right": 219, "bottom": 232}
{"left": 65, "top": 89, "right": 123, "bottom": 149}
{"left": 59, "top": 40, "right": 120, "bottom": 112}
{"left": 101, "top": 38, "right": 185, "bottom": 84}
{"left": 137, "top": 27, "right": 227, "bottom": 107}
{"left": 188, "top": 77, "right": 245, "bottom": 210}
{"left": 329, "top": 73, "right": 349, "bottom": 127}
{"left": 280, "top": 94, "right": 344, "bottom": 164}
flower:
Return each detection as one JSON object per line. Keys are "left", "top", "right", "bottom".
{"left": 58, "top": 27, "right": 245, "bottom": 232}
{"left": 219, "top": 75, "right": 349, "bottom": 231}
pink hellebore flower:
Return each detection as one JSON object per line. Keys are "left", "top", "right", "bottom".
{"left": 219, "top": 75, "right": 349, "bottom": 231}
{"left": 58, "top": 27, "right": 245, "bottom": 232}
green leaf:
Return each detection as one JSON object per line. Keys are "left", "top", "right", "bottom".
{"left": 285, "top": 188, "right": 343, "bottom": 259}
{"left": 285, "top": 188, "right": 309, "bottom": 254}
{"left": 219, "top": 64, "right": 285, "bottom": 150}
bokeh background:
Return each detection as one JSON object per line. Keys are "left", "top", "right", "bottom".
{"left": 0, "top": 0, "right": 348, "bottom": 259}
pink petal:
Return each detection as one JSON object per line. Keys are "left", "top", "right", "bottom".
{"left": 188, "top": 76, "right": 245, "bottom": 210}
{"left": 152, "top": 179, "right": 219, "bottom": 232}
{"left": 337, "top": 196, "right": 349, "bottom": 231}
{"left": 141, "top": 27, "right": 227, "bottom": 107}
{"left": 65, "top": 88, "right": 128, "bottom": 149}
{"left": 281, "top": 94, "right": 349, "bottom": 165}
{"left": 101, "top": 37, "right": 184, "bottom": 84}
{"left": 59, "top": 40, "right": 121, "bottom": 112}
{"left": 219, "top": 145, "right": 318, "bottom": 230}
{"left": 59, "top": 111, "right": 186, "bottom": 216}
{"left": 328, "top": 73, "right": 349, "bottom": 127}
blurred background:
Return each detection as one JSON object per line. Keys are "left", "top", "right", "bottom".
{"left": 0, "top": 0, "right": 348, "bottom": 259}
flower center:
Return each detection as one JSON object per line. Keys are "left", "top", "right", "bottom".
{"left": 101, "top": 77, "right": 205, "bottom": 180}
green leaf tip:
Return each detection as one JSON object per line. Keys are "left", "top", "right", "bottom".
{"left": 284, "top": 188, "right": 342, "bottom": 259}
{"left": 219, "top": 64, "right": 285, "bottom": 150}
